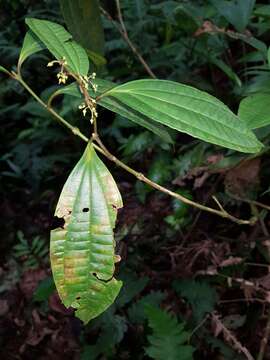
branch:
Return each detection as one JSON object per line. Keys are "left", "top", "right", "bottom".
{"left": 228, "top": 191, "right": 270, "bottom": 212}
{"left": 257, "top": 309, "right": 270, "bottom": 360}
{"left": 12, "top": 72, "right": 89, "bottom": 143}
{"left": 13, "top": 71, "right": 257, "bottom": 226}
{"left": 211, "top": 312, "right": 254, "bottom": 360}
{"left": 92, "top": 135, "right": 256, "bottom": 226}
{"left": 100, "top": 3, "right": 156, "bottom": 79}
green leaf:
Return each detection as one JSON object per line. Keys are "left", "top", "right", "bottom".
{"left": 93, "top": 312, "right": 127, "bottom": 358}
{"left": 50, "top": 143, "right": 123, "bottom": 323}
{"left": 34, "top": 277, "right": 56, "bottom": 301}
{"left": 128, "top": 292, "right": 165, "bottom": 324}
{"left": 116, "top": 271, "right": 148, "bottom": 307}
{"left": 50, "top": 80, "right": 172, "bottom": 143}
{"left": 81, "top": 312, "right": 127, "bottom": 360}
{"left": 86, "top": 50, "right": 106, "bottom": 68}
{"left": 0, "top": 65, "right": 10, "bottom": 75}
{"left": 100, "top": 79, "right": 262, "bottom": 153}
{"left": 97, "top": 83, "right": 173, "bottom": 144}
{"left": 175, "top": 4, "right": 201, "bottom": 33}
{"left": 211, "top": 0, "right": 255, "bottom": 32}
{"left": 254, "top": 5, "right": 270, "bottom": 18}
{"left": 145, "top": 305, "right": 194, "bottom": 360}
{"left": 225, "top": 32, "right": 267, "bottom": 59}
{"left": 210, "top": 56, "right": 242, "bottom": 87}
{"left": 207, "top": 337, "right": 243, "bottom": 360}
{"left": 25, "top": 18, "right": 89, "bottom": 76}
{"left": 59, "top": 0, "right": 105, "bottom": 57}
{"left": 18, "top": 30, "right": 45, "bottom": 69}
{"left": 238, "top": 93, "right": 270, "bottom": 129}
{"left": 173, "top": 280, "right": 218, "bottom": 322}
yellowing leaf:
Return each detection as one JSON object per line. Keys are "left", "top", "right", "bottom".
{"left": 50, "top": 143, "right": 122, "bottom": 323}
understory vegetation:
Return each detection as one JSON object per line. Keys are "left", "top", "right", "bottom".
{"left": 1, "top": 0, "right": 270, "bottom": 359}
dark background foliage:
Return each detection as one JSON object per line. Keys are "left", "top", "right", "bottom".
{"left": 1, "top": 0, "right": 270, "bottom": 359}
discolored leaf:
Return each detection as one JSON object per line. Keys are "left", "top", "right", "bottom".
{"left": 26, "top": 18, "right": 89, "bottom": 76}
{"left": 50, "top": 143, "right": 123, "bottom": 323}
{"left": 100, "top": 79, "right": 262, "bottom": 153}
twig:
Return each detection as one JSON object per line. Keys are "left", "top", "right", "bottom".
{"left": 257, "top": 309, "right": 270, "bottom": 360}
{"left": 11, "top": 72, "right": 89, "bottom": 143}
{"left": 195, "top": 21, "right": 267, "bottom": 59}
{"left": 182, "top": 175, "right": 223, "bottom": 244}
{"left": 228, "top": 192, "right": 270, "bottom": 212}
{"left": 219, "top": 298, "right": 265, "bottom": 304}
{"left": 92, "top": 135, "right": 256, "bottom": 225}
{"left": 189, "top": 314, "right": 209, "bottom": 340}
{"left": 13, "top": 71, "right": 257, "bottom": 226}
{"left": 211, "top": 312, "right": 254, "bottom": 360}
{"left": 100, "top": 3, "right": 156, "bottom": 79}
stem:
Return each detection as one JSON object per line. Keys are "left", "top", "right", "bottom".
{"left": 13, "top": 71, "right": 257, "bottom": 226}
{"left": 92, "top": 136, "right": 256, "bottom": 225}
{"left": 100, "top": 4, "right": 156, "bottom": 79}
{"left": 228, "top": 191, "right": 270, "bottom": 212}
{"left": 67, "top": 70, "right": 98, "bottom": 135}
{"left": 211, "top": 312, "right": 254, "bottom": 360}
{"left": 189, "top": 315, "right": 209, "bottom": 340}
{"left": 257, "top": 309, "right": 270, "bottom": 360}
{"left": 13, "top": 72, "right": 89, "bottom": 143}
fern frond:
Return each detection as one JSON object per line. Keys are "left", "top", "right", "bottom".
{"left": 144, "top": 305, "right": 194, "bottom": 360}
{"left": 173, "top": 280, "right": 218, "bottom": 322}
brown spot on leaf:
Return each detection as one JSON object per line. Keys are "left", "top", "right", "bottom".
{"left": 112, "top": 204, "right": 118, "bottom": 210}
{"left": 20, "top": 269, "right": 47, "bottom": 300}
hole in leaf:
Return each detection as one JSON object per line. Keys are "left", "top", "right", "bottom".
{"left": 82, "top": 208, "right": 89, "bottom": 213}
{"left": 51, "top": 216, "right": 65, "bottom": 230}
{"left": 76, "top": 296, "right": 81, "bottom": 300}
{"left": 92, "top": 272, "right": 113, "bottom": 283}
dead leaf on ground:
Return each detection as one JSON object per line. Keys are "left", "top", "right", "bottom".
{"left": 20, "top": 269, "right": 47, "bottom": 300}
{"left": 0, "top": 299, "right": 9, "bottom": 316}
{"left": 49, "top": 292, "right": 73, "bottom": 315}
{"left": 219, "top": 257, "right": 244, "bottom": 268}
{"left": 225, "top": 159, "right": 261, "bottom": 197}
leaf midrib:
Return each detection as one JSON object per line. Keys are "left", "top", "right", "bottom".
{"left": 110, "top": 90, "right": 248, "bottom": 135}
{"left": 110, "top": 92, "right": 257, "bottom": 150}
